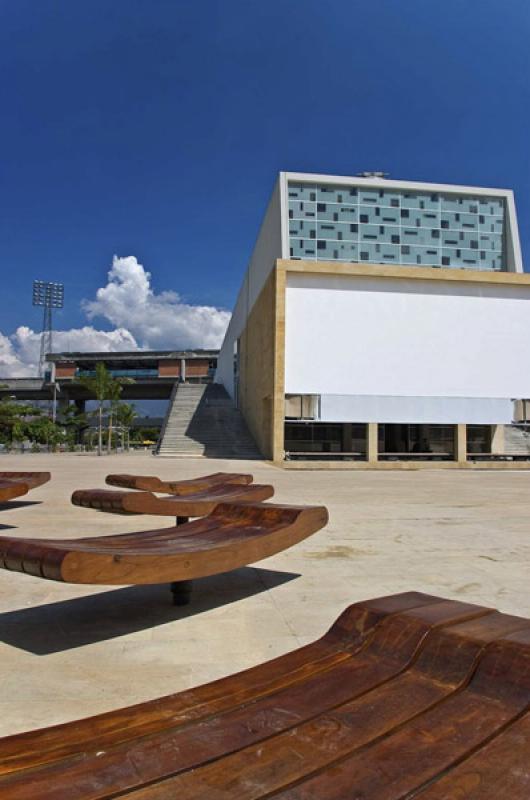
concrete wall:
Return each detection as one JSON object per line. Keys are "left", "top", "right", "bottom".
{"left": 216, "top": 176, "right": 285, "bottom": 396}
{"left": 285, "top": 272, "right": 530, "bottom": 423}
{"left": 238, "top": 270, "right": 278, "bottom": 458}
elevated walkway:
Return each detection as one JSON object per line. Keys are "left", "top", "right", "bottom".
{"left": 157, "top": 383, "right": 261, "bottom": 459}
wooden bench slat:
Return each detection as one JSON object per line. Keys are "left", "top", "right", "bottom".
{"left": 71, "top": 483, "right": 275, "bottom": 517}
{"left": 0, "top": 595, "right": 527, "bottom": 799}
{"left": 411, "top": 712, "right": 530, "bottom": 798}
{"left": 105, "top": 472, "right": 253, "bottom": 495}
{"left": 0, "top": 600, "right": 509, "bottom": 800}
{"left": 0, "top": 593, "right": 441, "bottom": 778}
{"left": 0, "top": 473, "right": 50, "bottom": 504}
{"left": 0, "top": 503, "right": 328, "bottom": 584}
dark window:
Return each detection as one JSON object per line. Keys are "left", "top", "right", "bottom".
{"left": 425, "top": 213, "right": 436, "bottom": 218}
{"left": 391, "top": 198, "right": 399, "bottom": 207}
{"left": 442, "top": 256, "right": 450, "bottom": 265}
{"left": 288, "top": 192, "right": 297, "bottom": 198}
{"left": 360, "top": 251, "right": 369, "bottom": 260}
{"left": 290, "top": 247, "right": 293, "bottom": 256}
{"left": 289, "top": 210, "right": 293, "bottom": 219}
{"left": 391, "top": 234, "right": 400, "bottom": 244}
{"left": 337, "top": 194, "right": 342, "bottom": 203}
{"left": 317, "top": 241, "right": 326, "bottom": 250}
{"left": 416, "top": 255, "right": 422, "bottom": 264}
{"left": 333, "top": 213, "right": 338, "bottom": 221}
{"left": 480, "top": 251, "right": 486, "bottom": 259}
{"left": 470, "top": 240, "right": 478, "bottom": 249}
{"left": 349, "top": 189, "right": 357, "bottom": 197}
{"left": 419, "top": 200, "right": 425, "bottom": 209}
{"left": 364, "top": 234, "right": 377, "bottom": 240}
{"left": 470, "top": 204, "right": 477, "bottom": 213}
{"left": 456, "top": 249, "right": 461, "bottom": 257}
{"left": 310, "top": 192, "right": 316, "bottom": 201}
{"left": 401, "top": 245, "right": 410, "bottom": 254}
{"left": 401, "top": 209, "right": 409, "bottom": 218}
{"left": 431, "top": 194, "right": 439, "bottom": 201}
{"left": 334, "top": 250, "right": 339, "bottom": 259}
{"left": 479, "top": 215, "right": 485, "bottom": 223}
{"left": 405, "top": 229, "right": 418, "bottom": 236}
{"left": 432, "top": 230, "right": 440, "bottom": 239}
{"left": 322, "top": 224, "right": 334, "bottom": 229}
{"left": 350, "top": 224, "right": 358, "bottom": 232}
{"left": 463, "top": 223, "right": 474, "bottom": 229}
{"left": 360, "top": 214, "right": 368, "bottom": 223}
{"left": 309, "top": 230, "right": 315, "bottom": 239}
{"left": 441, "top": 220, "right": 449, "bottom": 229}
{"left": 375, "top": 207, "right": 380, "bottom": 216}
{"left": 383, "top": 216, "right": 396, "bottom": 222}
{"left": 446, "top": 240, "right": 457, "bottom": 245}
{"left": 338, "top": 232, "right": 343, "bottom": 240}
{"left": 317, "top": 203, "right": 326, "bottom": 212}
{"left": 455, "top": 213, "right": 460, "bottom": 221}
{"left": 379, "top": 225, "right": 385, "bottom": 234}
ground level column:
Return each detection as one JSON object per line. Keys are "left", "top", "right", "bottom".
{"left": 367, "top": 422, "right": 379, "bottom": 464}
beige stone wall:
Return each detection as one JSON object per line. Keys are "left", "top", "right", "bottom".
{"left": 238, "top": 268, "right": 283, "bottom": 459}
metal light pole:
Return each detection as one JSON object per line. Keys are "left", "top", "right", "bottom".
{"left": 32, "top": 280, "right": 64, "bottom": 378}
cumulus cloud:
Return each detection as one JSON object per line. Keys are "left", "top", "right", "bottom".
{"left": 0, "top": 255, "right": 231, "bottom": 377}
{"left": 84, "top": 256, "right": 231, "bottom": 350}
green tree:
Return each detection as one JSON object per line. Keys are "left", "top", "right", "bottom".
{"left": 115, "top": 402, "right": 137, "bottom": 451}
{"left": 76, "top": 364, "right": 133, "bottom": 455}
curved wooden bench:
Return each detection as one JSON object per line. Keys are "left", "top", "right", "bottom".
{"left": 0, "top": 592, "right": 528, "bottom": 798}
{"left": 106, "top": 471, "right": 253, "bottom": 494}
{"left": 0, "top": 502, "right": 327, "bottom": 602}
{"left": 0, "top": 472, "right": 50, "bottom": 503}
{"left": 71, "top": 483, "right": 275, "bottom": 521}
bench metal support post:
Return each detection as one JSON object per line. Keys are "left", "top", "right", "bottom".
{"left": 170, "top": 580, "right": 193, "bottom": 606}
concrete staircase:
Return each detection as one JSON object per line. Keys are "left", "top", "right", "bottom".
{"left": 503, "top": 424, "right": 530, "bottom": 455}
{"left": 156, "top": 383, "right": 261, "bottom": 459}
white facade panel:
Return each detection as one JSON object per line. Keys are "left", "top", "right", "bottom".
{"left": 319, "top": 394, "right": 513, "bottom": 424}
{"left": 285, "top": 273, "right": 530, "bottom": 415}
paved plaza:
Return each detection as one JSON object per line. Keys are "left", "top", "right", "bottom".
{"left": 0, "top": 452, "right": 528, "bottom": 736}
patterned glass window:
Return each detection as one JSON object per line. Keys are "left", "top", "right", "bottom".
{"left": 287, "top": 182, "right": 505, "bottom": 271}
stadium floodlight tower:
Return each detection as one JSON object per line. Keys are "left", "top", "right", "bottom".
{"left": 32, "top": 280, "right": 64, "bottom": 378}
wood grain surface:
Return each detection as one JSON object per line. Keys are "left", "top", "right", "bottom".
{"left": 0, "top": 592, "right": 527, "bottom": 798}
{"left": 71, "top": 482, "right": 275, "bottom": 517}
{"left": 105, "top": 472, "right": 253, "bottom": 494}
{"left": 0, "top": 501, "right": 328, "bottom": 584}
{"left": 0, "top": 472, "right": 50, "bottom": 503}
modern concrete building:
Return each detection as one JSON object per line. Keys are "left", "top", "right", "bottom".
{"left": 216, "top": 171, "right": 530, "bottom": 466}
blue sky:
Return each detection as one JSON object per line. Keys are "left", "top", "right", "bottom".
{"left": 1, "top": 0, "right": 529, "bottom": 372}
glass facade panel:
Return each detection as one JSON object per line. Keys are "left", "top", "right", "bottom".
{"left": 288, "top": 181, "right": 506, "bottom": 271}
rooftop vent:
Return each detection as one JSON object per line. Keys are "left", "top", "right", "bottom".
{"left": 356, "top": 171, "right": 389, "bottom": 179}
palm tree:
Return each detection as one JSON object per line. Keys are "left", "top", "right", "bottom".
{"left": 106, "top": 381, "right": 133, "bottom": 453}
{"left": 115, "top": 402, "right": 137, "bottom": 451}
{"left": 76, "top": 364, "right": 132, "bottom": 455}
{"left": 77, "top": 363, "right": 113, "bottom": 456}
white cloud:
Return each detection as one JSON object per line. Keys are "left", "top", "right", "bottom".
{"left": 83, "top": 255, "right": 231, "bottom": 350}
{"left": 0, "top": 255, "right": 231, "bottom": 377}
{"left": 0, "top": 326, "right": 138, "bottom": 377}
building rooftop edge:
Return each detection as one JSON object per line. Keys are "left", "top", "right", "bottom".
{"left": 280, "top": 171, "right": 514, "bottom": 197}
{"left": 47, "top": 349, "right": 219, "bottom": 362}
